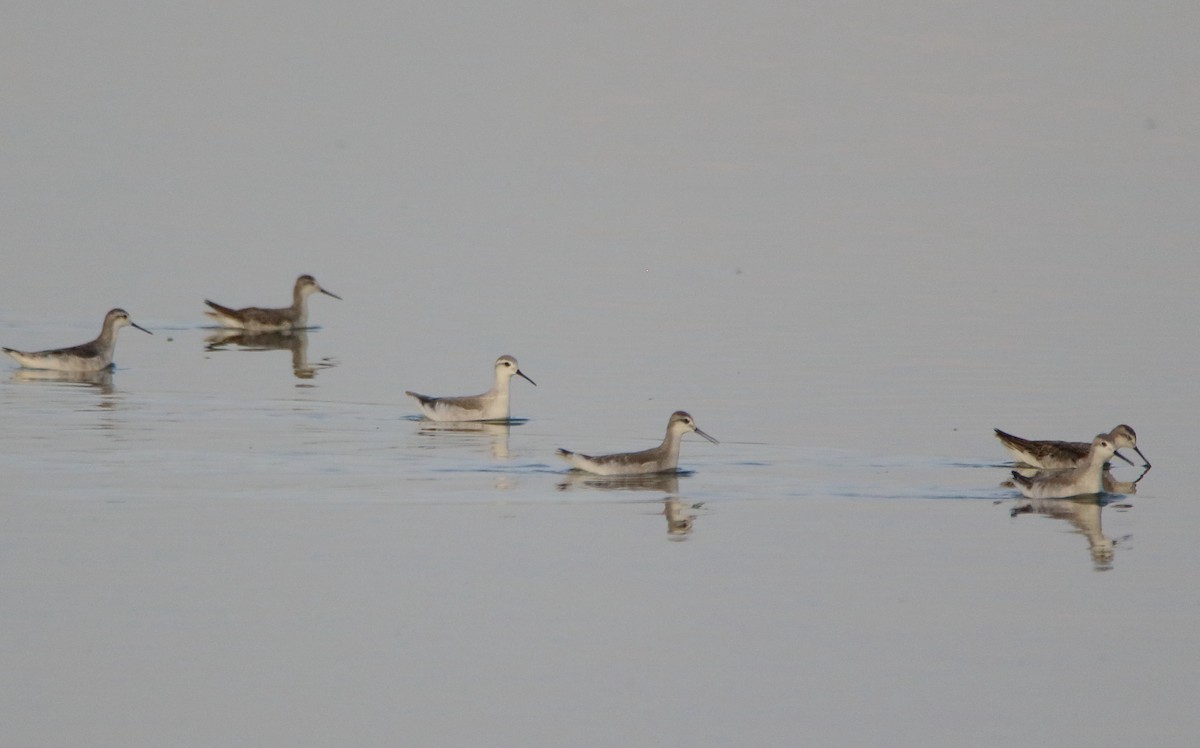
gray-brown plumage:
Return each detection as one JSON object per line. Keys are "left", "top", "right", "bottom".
{"left": 994, "top": 424, "right": 1149, "bottom": 469}
{"left": 204, "top": 274, "right": 340, "bottom": 331}
{"left": 556, "top": 411, "right": 718, "bottom": 475}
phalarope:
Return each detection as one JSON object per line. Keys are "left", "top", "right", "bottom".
{"left": 204, "top": 274, "right": 341, "bottom": 331}
{"left": 2, "top": 308, "right": 151, "bottom": 372}
{"left": 994, "top": 424, "right": 1149, "bottom": 468}
{"left": 405, "top": 355, "right": 536, "bottom": 421}
{"left": 556, "top": 411, "right": 718, "bottom": 475}
{"left": 1009, "top": 435, "right": 1116, "bottom": 499}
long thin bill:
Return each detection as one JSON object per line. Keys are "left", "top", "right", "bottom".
{"left": 132, "top": 322, "right": 154, "bottom": 335}
{"left": 320, "top": 288, "right": 343, "bottom": 300}
{"left": 517, "top": 370, "right": 537, "bottom": 386}
{"left": 694, "top": 427, "right": 719, "bottom": 445}
{"left": 1133, "top": 446, "right": 1151, "bottom": 468}
{"left": 1113, "top": 450, "right": 1135, "bottom": 466}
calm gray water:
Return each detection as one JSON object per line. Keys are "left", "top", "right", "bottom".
{"left": 3, "top": 4, "right": 1199, "bottom": 747}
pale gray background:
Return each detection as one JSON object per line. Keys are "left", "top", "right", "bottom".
{"left": 3, "top": 3, "right": 1198, "bottom": 747}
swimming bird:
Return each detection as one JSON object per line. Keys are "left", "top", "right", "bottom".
{"left": 405, "top": 355, "right": 536, "bottom": 421}
{"left": 994, "top": 424, "right": 1149, "bottom": 468}
{"left": 556, "top": 411, "right": 718, "bottom": 475}
{"left": 203, "top": 274, "right": 341, "bottom": 331}
{"left": 2, "top": 309, "right": 151, "bottom": 372}
{"left": 1009, "top": 435, "right": 1116, "bottom": 499}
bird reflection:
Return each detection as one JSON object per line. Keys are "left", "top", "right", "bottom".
{"left": 1102, "top": 468, "right": 1146, "bottom": 495}
{"left": 556, "top": 471, "right": 680, "bottom": 494}
{"left": 414, "top": 420, "right": 511, "bottom": 460}
{"left": 10, "top": 367, "right": 115, "bottom": 395}
{"left": 204, "top": 329, "right": 336, "bottom": 379}
{"left": 662, "top": 498, "right": 704, "bottom": 540}
{"left": 553, "top": 475, "right": 705, "bottom": 539}
{"left": 1002, "top": 464, "right": 1149, "bottom": 495}
{"left": 1009, "top": 494, "right": 1129, "bottom": 571}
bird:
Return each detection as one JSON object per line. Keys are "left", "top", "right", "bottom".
{"left": 1010, "top": 435, "right": 1116, "bottom": 499}
{"left": 3, "top": 308, "right": 151, "bottom": 372}
{"left": 556, "top": 411, "right": 718, "bottom": 475}
{"left": 203, "top": 274, "right": 341, "bottom": 331}
{"left": 993, "top": 424, "right": 1149, "bottom": 468}
{"left": 405, "top": 355, "right": 536, "bottom": 421}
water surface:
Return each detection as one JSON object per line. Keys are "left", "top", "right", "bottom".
{"left": 3, "top": 4, "right": 1199, "bottom": 747}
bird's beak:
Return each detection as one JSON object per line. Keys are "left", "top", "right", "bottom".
{"left": 517, "top": 370, "right": 537, "bottom": 386}
{"left": 320, "top": 287, "right": 342, "bottom": 300}
{"left": 1132, "top": 446, "right": 1150, "bottom": 469}
{"left": 694, "top": 427, "right": 719, "bottom": 445}
{"left": 132, "top": 322, "right": 153, "bottom": 335}
{"left": 1113, "top": 450, "right": 1135, "bottom": 466}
